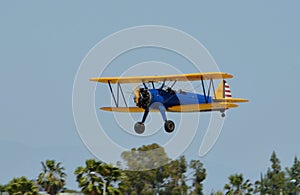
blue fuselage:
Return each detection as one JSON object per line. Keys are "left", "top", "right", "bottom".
{"left": 149, "top": 89, "right": 212, "bottom": 108}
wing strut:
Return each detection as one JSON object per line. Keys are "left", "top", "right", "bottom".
{"left": 207, "top": 79, "right": 216, "bottom": 100}
{"left": 170, "top": 80, "right": 177, "bottom": 88}
{"left": 108, "top": 81, "right": 118, "bottom": 107}
{"left": 142, "top": 81, "right": 148, "bottom": 89}
{"left": 201, "top": 78, "right": 217, "bottom": 103}
{"left": 160, "top": 79, "right": 166, "bottom": 89}
{"left": 201, "top": 77, "right": 208, "bottom": 103}
{"left": 107, "top": 81, "right": 128, "bottom": 108}
{"left": 117, "top": 83, "right": 128, "bottom": 107}
{"left": 151, "top": 81, "right": 155, "bottom": 89}
{"left": 211, "top": 79, "right": 217, "bottom": 99}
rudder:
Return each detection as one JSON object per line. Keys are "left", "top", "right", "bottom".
{"left": 215, "top": 80, "right": 232, "bottom": 99}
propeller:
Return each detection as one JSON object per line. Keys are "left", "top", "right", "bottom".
{"left": 134, "top": 88, "right": 152, "bottom": 109}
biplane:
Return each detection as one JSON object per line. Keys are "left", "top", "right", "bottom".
{"left": 90, "top": 72, "right": 248, "bottom": 134}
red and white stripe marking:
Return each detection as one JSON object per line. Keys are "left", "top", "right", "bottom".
{"left": 224, "top": 80, "right": 232, "bottom": 98}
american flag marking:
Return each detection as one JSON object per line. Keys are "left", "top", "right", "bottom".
{"left": 224, "top": 80, "right": 232, "bottom": 98}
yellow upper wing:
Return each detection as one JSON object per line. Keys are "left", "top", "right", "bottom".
{"left": 90, "top": 72, "right": 233, "bottom": 84}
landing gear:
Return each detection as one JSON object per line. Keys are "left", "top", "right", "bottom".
{"left": 164, "top": 120, "right": 175, "bottom": 133}
{"left": 220, "top": 110, "right": 226, "bottom": 118}
{"left": 134, "top": 108, "right": 149, "bottom": 134}
{"left": 158, "top": 105, "right": 175, "bottom": 133}
{"left": 134, "top": 122, "right": 145, "bottom": 134}
{"left": 133, "top": 104, "right": 176, "bottom": 134}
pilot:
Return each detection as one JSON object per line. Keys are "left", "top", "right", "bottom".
{"left": 166, "top": 87, "right": 175, "bottom": 94}
{"left": 178, "top": 89, "right": 186, "bottom": 94}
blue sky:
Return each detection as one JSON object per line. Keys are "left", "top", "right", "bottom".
{"left": 1, "top": 0, "right": 300, "bottom": 193}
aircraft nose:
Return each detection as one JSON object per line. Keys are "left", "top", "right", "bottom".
{"left": 133, "top": 88, "right": 140, "bottom": 104}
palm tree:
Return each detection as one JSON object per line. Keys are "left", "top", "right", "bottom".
{"left": 75, "top": 159, "right": 104, "bottom": 195}
{"left": 37, "top": 159, "right": 66, "bottom": 195}
{"left": 6, "top": 176, "right": 39, "bottom": 195}
{"left": 224, "top": 173, "right": 253, "bottom": 195}
{"left": 225, "top": 174, "right": 243, "bottom": 195}
{"left": 100, "top": 163, "right": 123, "bottom": 194}
{"left": 0, "top": 184, "right": 6, "bottom": 195}
{"left": 75, "top": 159, "right": 123, "bottom": 195}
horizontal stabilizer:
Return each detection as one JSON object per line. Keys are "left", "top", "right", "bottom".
{"left": 213, "top": 98, "right": 249, "bottom": 103}
{"left": 167, "top": 102, "right": 238, "bottom": 112}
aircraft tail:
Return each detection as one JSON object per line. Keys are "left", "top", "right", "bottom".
{"left": 214, "top": 80, "right": 248, "bottom": 102}
{"left": 215, "top": 80, "right": 231, "bottom": 99}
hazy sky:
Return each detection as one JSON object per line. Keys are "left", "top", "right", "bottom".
{"left": 1, "top": 1, "right": 300, "bottom": 193}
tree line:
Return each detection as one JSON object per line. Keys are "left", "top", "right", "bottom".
{"left": 0, "top": 143, "right": 299, "bottom": 195}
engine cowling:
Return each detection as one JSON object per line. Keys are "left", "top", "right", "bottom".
{"left": 134, "top": 88, "right": 152, "bottom": 109}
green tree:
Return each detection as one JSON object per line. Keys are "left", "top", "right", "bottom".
{"left": 75, "top": 159, "right": 123, "bottom": 195}
{"left": 75, "top": 159, "right": 103, "bottom": 195}
{"left": 241, "top": 179, "right": 253, "bottom": 195}
{"left": 121, "top": 143, "right": 170, "bottom": 195}
{"left": 6, "top": 176, "right": 38, "bottom": 195}
{"left": 224, "top": 173, "right": 253, "bottom": 195}
{"left": 210, "top": 191, "right": 224, "bottom": 195}
{"left": 120, "top": 169, "right": 146, "bottom": 195}
{"left": 224, "top": 174, "right": 243, "bottom": 195}
{"left": 121, "top": 143, "right": 169, "bottom": 171}
{"left": 254, "top": 173, "right": 267, "bottom": 194}
{"left": 164, "top": 156, "right": 188, "bottom": 195}
{"left": 254, "top": 151, "right": 286, "bottom": 195}
{"left": 100, "top": 163, "right": 123, "bottom": 194}
{"left": 286, "top": 156, "right": 300, "bottom": 194}
{"left": 266, "top": 151, "right": 286, "bottom": 194}
{"left": 37, "top": 159, "right": 66, "bottom": 195}
{"left": 189, "top": 160, "right": 206, "bottom": 195}
{"left": 0, "top": 184, "right": 6, "bottom": 195}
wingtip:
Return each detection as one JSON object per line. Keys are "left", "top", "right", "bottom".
{"left": 89, "top": 78, "right": 98, "bottom": 82}
{"left": 100, "top": 107, "right": 112, "bottom": 111}
{"left": 225, "top": 72, "right": 234, "bottom": 78}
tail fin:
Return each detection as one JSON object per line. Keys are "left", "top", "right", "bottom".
{"left": 214, "top": 80, "right": 248, "bottom": 102}
{"left": 224, "top": 80, "right": 232, "bottom": 98}
{"left": 215, "top": 80, "right": 232, "bottom": 99}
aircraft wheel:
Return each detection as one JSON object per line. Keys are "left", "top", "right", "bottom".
{"left": 221, "top": 113, "right": 226, "bottom": 117}
{"left": 134, "top": 122, "right": 145, "bottom": 134}
{"left": 164, "top": 120, "right": 175, "bottom": 133}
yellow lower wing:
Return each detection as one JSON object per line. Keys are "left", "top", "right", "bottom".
{"left": 100, "top": 107, "right": 159, "bottom": 112}
{"left": 101, "top": 102, "right": 238, "bottom": 113}
{"left": 167, "top": 102, "right": 238, "bottom": 112}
